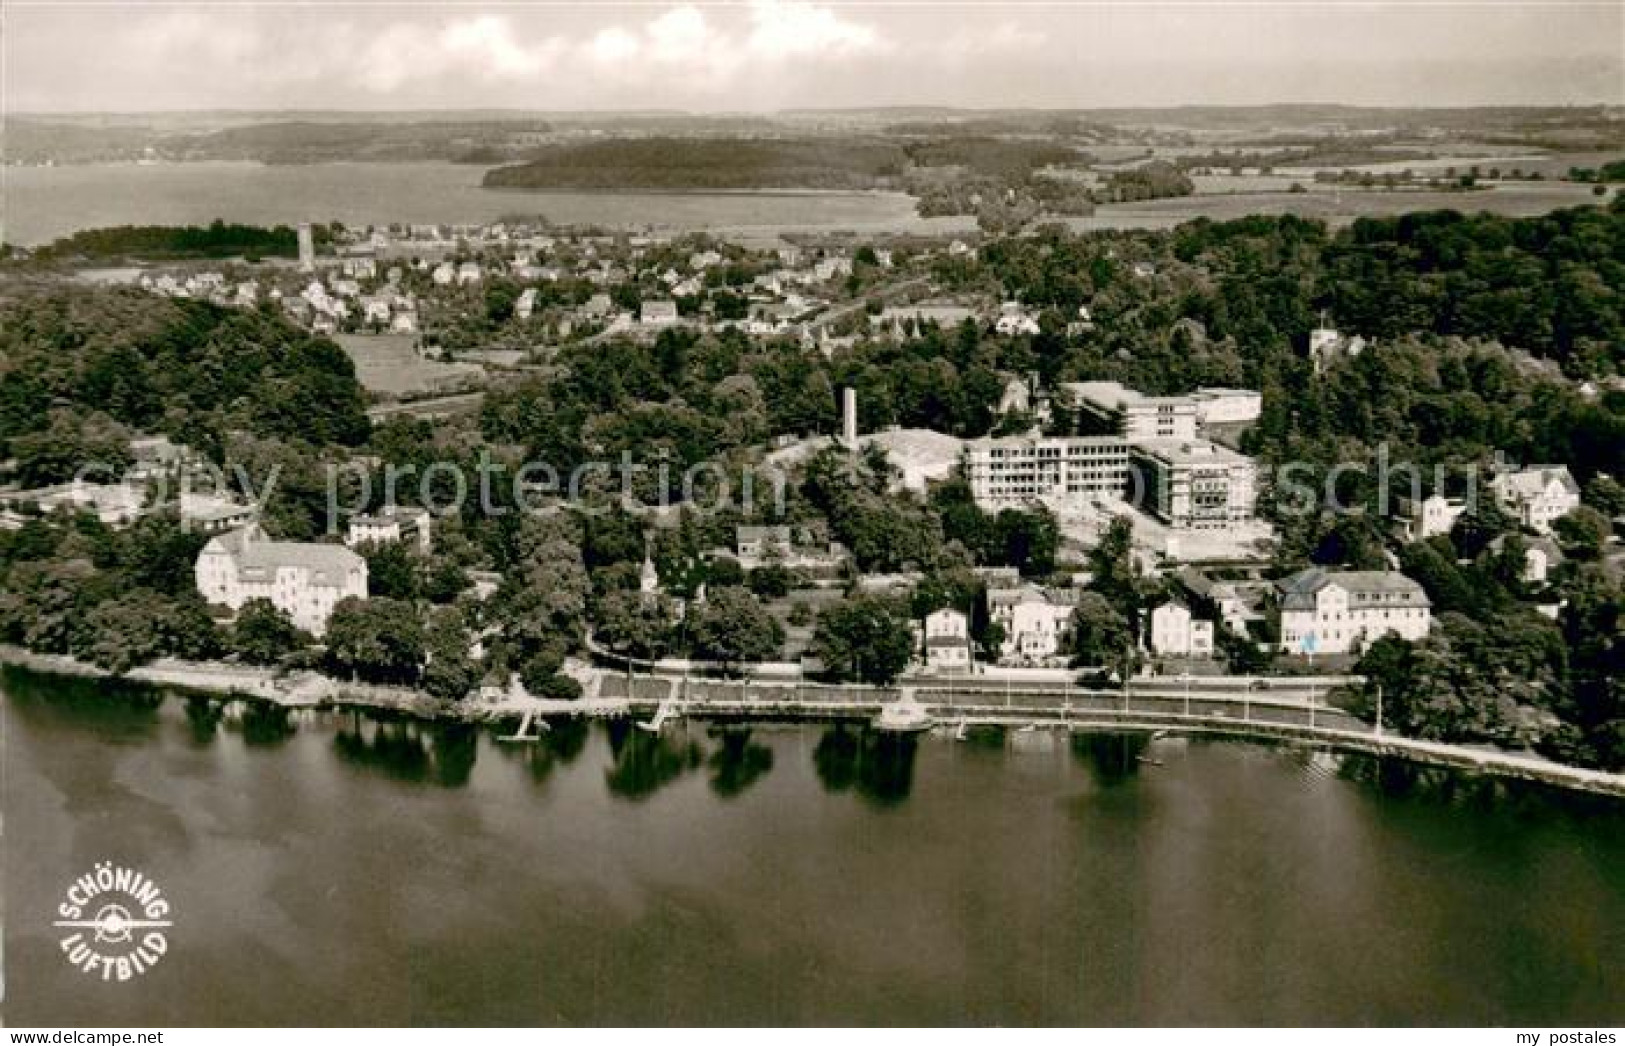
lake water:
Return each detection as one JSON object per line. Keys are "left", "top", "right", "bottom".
{"left": 5, "top": 667, "right": 1623, "bottom": 1026}
{"left": 0, "top": 162, "right": 973, "bottom": 247}
{"left": 5, "top": 162, "right": 1604, "bottom": 248}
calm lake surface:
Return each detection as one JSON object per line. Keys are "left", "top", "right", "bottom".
{"left": 1, "top": 162, "right": 973, "bottom": 247}
{"left": 4, "top": 667, "right": 1623, "bottom": 1027}
{"left": 5, "top": 163, "right": 1604, "bottom": 247}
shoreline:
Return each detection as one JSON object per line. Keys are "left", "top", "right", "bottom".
{"left": 4, "top": 645, "right": 1623, "bottom": 799}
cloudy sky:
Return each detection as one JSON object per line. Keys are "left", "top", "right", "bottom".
{"left": 6, "top": 1, "right": 1621, "bottom": 112}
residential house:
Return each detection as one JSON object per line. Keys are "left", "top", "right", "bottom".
{"left": 735, "top": 525, "right": 793, "bottom": 565}
{"left": 3, "top": 479, "right": 146, "bottom": 528}
{"left": 1393, "top": 494, "right": 1467, "bottom": 543}
{"left": 1149, "top": 602, "right": 1215, "bottom": 658}
{"left": 640, "top": 300, "right": 680, "bottom": 327}
{"left": 922, "top": 607, "right": 972, "bottom": 671}
{"left": 180, "top": 493, "right": 257, "bottom": 534}
{"left": 994, "top": 302, "right": 1040, "bottom": 336}
{"left": 346, "top": 506, "right": 433, "bottom": 555}
{"left": 1489, "top": 466, "right": 1581, "bottom": 535}
{"left": 988, "top": 586, "right": 1074, "bottom": 665}
{"left": 1175, "top": 567, "right": 1261, "bottom": 637}
{"left": 1485, "top": 534, "right": 1565, "bottom": 585}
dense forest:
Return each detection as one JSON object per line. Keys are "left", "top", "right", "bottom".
{"left": 0, "top": 287, "right": 370, "bottom": 482}
{"left": 483, "top": 138, "right": 911, "bottom": 191}
{"left": 28, "top": 220, "right": 327, "bottom": 263}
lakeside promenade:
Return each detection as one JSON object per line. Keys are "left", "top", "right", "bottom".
{"left": 4, "top": 644, "right": 1624, "bottom": 798}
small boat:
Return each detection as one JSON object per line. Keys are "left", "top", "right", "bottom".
{"left": 1136, "top": 755, "right": 1164, "bottom": 767}
{"left": 874, "top": 699, "right": 935, "bottom": 734}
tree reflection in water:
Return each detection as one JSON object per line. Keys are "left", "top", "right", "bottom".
{"left": 1068, "top": 731, "right": 1148, "bottom": 786}
{"left": 706, "top": 726, "right": 774, "bottom": 798}
{"left": 604, "top": 717, "right": 703, "bottom": 800}
{"left": 333, "top": 712, "right": 432, "bottom": 784}
{"left": 813, "top": 725, "right": 919, "bottom": 807}
{"left": 239, "top": 701, "right": 295, "bottom": 747}
{"left": 183, "top": 695, "right": 223, "bottom": 744}
{"left": 432, "top": 722, "right": 478, "bottom": 788}
{"left": 492, "top": 717, "right": 591, "bottom": 785}
{"left": 0, "top": 665, "right": 163, "bottom": 736}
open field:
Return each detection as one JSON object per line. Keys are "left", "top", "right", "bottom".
{"left": 333, "top": 332, "right": 484, "bottom": 398}
{"left": 1066, "top": 180, "right": 1610, "bottom": 231}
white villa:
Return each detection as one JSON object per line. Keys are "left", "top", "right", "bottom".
{"left": 1149, "top": 602, "right": 1215, "bottom": 658}
{"left": 922, "top": 607, "right": 972, "bottom": 671}
{"left": 195, "top": 525, "right": 368, "bottom": 636}
{"left": 987, "top": 586, "right": 1073, "bottom": 665}
{"left": 1393, "top": 494, "right": 1467, "bottom": 543}
{"left": 346, "top": 506, "right": 433, "bottom": 555}
{"left": 1489, "top": 466, "right": 1581, "bottom": 535}
{"left": 1277, "top": 568, "right": 1431, "bottom": 656}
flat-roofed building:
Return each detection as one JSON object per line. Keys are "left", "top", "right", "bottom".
{"left": 640, "top": 299, "right": 680, "bottom": 327}
{"left": 1062, "top": 381, "right": 1198, "bottom": 442}
{"left": 1191, "top": 387, "right": 1263, "bottom": 426}
{"left": 963, "top": 436, "right": 1128, "bottom": 511}
{"left": 1130, "top": 439, "right": 1257, "bottom": 530}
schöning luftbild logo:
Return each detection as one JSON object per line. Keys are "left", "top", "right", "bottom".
{"left": 54, "top": 862, "right": 173, "bottom": 981}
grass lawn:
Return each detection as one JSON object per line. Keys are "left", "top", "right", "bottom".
{"left": 334, "top": 332, "right": 484, "bottom": 398}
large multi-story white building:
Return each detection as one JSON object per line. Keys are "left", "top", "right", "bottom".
{"left": 1277, "top": 568, "right": 1431, "bottom": 656}
{"left": 963, "top": 436, "right": 1128, "bottom": 510}
{"left": 1061, "top": 381, "right": 1198, "bottom": 442}
{"left": 1489, "top": 466, "right": 1581, "bottom": 535}
{"left": 987, "top": 585, "right": 1074, "bottom": 665}
{"left": 196, "top": 525, "right": 368, "bottom": 636}
{"left": 1130, "top": 439, "right": 1257, "bottom": 530}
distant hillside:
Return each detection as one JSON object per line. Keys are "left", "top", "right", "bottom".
{"left": 483, "top": 138, "right": 909, "bottom": 191}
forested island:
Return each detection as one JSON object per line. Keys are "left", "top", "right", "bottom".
{"left": 480, "top": 135, "right": 1117, "bottom": 226}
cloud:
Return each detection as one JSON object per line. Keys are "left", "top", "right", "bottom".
{"left": 744, "top": 0, "right": 889, "bottom": 60}
{"left": 6, "top": 1, "right": 1618, "bottom": 111}
{"left": 935, "top": 22, "right": 1046, "bottom": 62}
